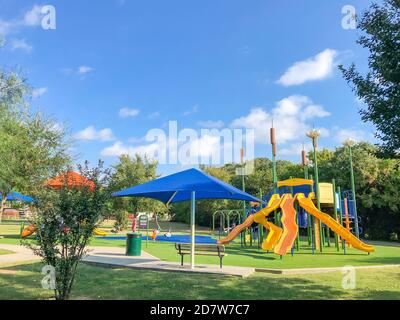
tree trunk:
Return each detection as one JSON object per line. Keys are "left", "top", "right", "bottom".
{"left": 0, "top": 196, "right": 7, "bottom": 223}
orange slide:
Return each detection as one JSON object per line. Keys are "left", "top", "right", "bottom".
{"left": 217, "top": 215, "right": 255, "bottom": 244}
{"left": 273, "top": 195, "right": 298, "bottom": 255}
{"left": 21, "top": 224, "right": 37, "bottom": 238}
{"left": 218, "top": 194, "right": 283, "bottom": 247}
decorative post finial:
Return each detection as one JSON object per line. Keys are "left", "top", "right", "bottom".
{"left": 306, "top": 129, "right": 321, "bottom": 148}
{"left": 343, "top": 138, "right": 356, "bottom": 148}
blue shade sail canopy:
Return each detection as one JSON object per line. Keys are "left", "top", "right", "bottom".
{"left": 112, "top": 168, "right": 260, "bottom": 203}
{"left": 1, "top": 191, "right": 35, "bottom": 203}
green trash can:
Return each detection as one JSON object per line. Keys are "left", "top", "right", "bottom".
{"left": 126, "top": 232, "right": 142, "bottom": 256}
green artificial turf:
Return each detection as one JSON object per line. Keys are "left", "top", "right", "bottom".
{"left": 88, "top": 237, "right": 400, "bottom": 270}
{"left": 0, "top": 262, "right": 399, "bottom": 300}
{"left": 2, "top": 221, "right": 400, "bottom": 269}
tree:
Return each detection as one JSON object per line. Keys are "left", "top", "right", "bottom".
{"left": 24, "top": 162, "right": 111, "bottom": 300}
{"left": 0, "top": 106, "right": 71, "bottom": 222}
{"left": 109, "top": 154, "right": 167, "bottom": 226}
{"left": 313, "top": 142, "right": 400, "bottom": 240}
{"left": 339, "top": 0, "right": 400, "bottom": 157}
{"left": 0, "top": 68, "right": 71, "bottom": 221}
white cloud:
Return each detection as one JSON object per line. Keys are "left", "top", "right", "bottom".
{"left": 23, "top": 5, "right": 43, "bottom": 26}
{"left": 188, "top": 134, "right": 221, "bottom": 158}
{"left": 51, "top": 122, "right": 63, "bottom": 131}
{"left": 61, "top": 66, "right": 95, "bottom": 78}
{"left": 280, "top": 142, "right": 313, "bottom": 157}
{"left": 318, "top": 127, "right": 331, "bottom": 138}
{"left": 100, "top": 134, "right": 222, "bottom": 163}
{"left": 131, "top": 143, "right": 161, "bottom": 158}
{"left": 100, "top": 141, "right": 129, "bottom": 157}
{"left": 78, "top": 66, "right": 94, "bottom": 75}
{"left": 335, "top": 128, "right": 365, "bottom": 144}
{"left": 0, "top": 20, "right": 12, "bottom": 36}
{"left": 0, "top": 5, "right": 45, "bottom": 36}
{"left": 197, "top": 120, "right": 225, "bottom": 128}
{"left": 32, "top": 87, "right": 47, "bottom": 98}
{"left": 182, "top": 104, "right": 199, "bottom": 116}
{"left": 10, "top": 38, "right": 33, "bottom": 52}
{"left": 148, "top": 111, "right": 161, "bottom": 119}
{"left": 302, "top": 105, "right": 331, "bottom": 120}
{"left": 74, "top": 126, "right": 115, "bottom": 142}
{"left": 277, "top": 49, "right": 337, "bottom": 86}
{"left": 128, "top": 136, "right": 146, "bottom": 143}
{"left": 119, "top": 108, "right": 140, "bottom": 118}
{"left": 100, "top": 141, "right": 159, "bottom": 158}
{"left": 231, "top": 95, "right": 330, "bottom": 144}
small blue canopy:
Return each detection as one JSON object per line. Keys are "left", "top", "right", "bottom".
{"left": 1, "top": 191, "right": 35, "bottom": 203}
{"left": 112, "top": 168, "right": 260, "bottom": 203}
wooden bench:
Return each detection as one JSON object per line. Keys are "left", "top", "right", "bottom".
{"left": 175, "top": 243, "right": 226, "bottom": 269}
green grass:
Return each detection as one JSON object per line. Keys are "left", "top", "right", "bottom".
{"left": 0, "top": 249, "right": 14, "bottom": 255}
{"left": 3, "top": 221, "right": 400, "bottom": 269}
{"left": 0, "top": 262, "right": 399, "bottom": 300}
{"left": 87, "top": 237, "right": 400, "bottom": 269}
{"left": 2, "top": 221, "right": 400, "bottom": 300}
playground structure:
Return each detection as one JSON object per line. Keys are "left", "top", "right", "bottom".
{"left": 218, "top": 178, "right": 374, "bottom": 256}
{"left": 218, "top": 125, "right": 375, "bottom": 257}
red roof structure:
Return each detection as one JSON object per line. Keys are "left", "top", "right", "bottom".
{"left": 46, "top": 171, "right": 95, "bottom": 191}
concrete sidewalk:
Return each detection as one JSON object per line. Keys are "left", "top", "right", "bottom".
{"left": 84, "top": 246, "right": 255, "bottom": 278}
{"left": 0, "top": 244, "right": 41, "bottom": 266}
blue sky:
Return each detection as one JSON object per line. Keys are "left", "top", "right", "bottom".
{"left": 0, "top": 0, "right": 379, "bottom": 174}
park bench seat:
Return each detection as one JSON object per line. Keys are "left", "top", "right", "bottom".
{"left": 174, "top": 243, "right": 226, "bottom": 269}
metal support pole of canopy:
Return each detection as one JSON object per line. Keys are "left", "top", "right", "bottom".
{"left": 190, "top": 191, "right": 196, "bottom": 269}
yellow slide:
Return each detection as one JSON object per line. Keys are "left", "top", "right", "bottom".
{"left": 254, "top": 194, "right": 283, "bottom": 250}
{"left": 93, "top": 228, "right": 108, "bottom": 236}
{"left": 297, "top": 194, "right": 374, "bottom": 253}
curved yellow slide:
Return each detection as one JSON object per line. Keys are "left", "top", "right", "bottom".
{"left": 274, "top": 195, "right": 298, "bottom": 256}
{"left": 254, "top": 195, "right": 283, "bottom": 250}
{"left": 297, "top": 194, "right": 374, "bottom": 253}
{"left": 93, "top": 228, "right": 108, "bottom": 236}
